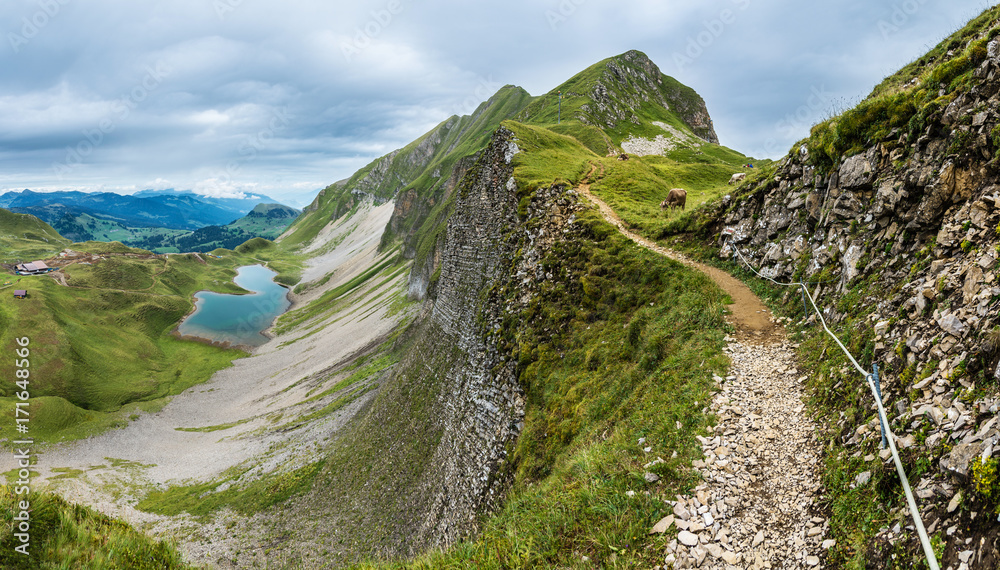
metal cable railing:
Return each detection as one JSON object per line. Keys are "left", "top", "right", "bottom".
{"left": 723, "top": 233, "right": 940, "bottom": 570}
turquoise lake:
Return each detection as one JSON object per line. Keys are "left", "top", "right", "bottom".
{"left": 177, "top": 264, "right": 291, "bottom": 347}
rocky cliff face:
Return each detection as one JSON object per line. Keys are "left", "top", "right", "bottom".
{"left": 713, "top": 38, "right": 1000, "bottom": 566}
{"left": 581, "top": 50, "right": 719, "bottom": 144}
{"left": 400, "top": 127, "right": 585, "bottom": 547}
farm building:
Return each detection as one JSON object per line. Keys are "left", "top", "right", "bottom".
{"left": 15, "top": 261, "right": 51, "bottom": 275}
{"left": 13, "top": 290, "right": 27, "bottom": 299}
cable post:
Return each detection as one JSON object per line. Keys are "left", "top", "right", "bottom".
{"left": 872, "top": 364, "right": 887, "bottom": 449}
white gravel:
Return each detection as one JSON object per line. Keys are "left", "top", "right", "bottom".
{"left": 663, "top": 339, "right": 830, "bottom": 569}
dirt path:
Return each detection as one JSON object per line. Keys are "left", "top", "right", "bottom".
{"left": 575, "top": 175, "right": 780, "bottom": 344}
{"left": 576, "top": 175, "right": 833, "bottom": 568}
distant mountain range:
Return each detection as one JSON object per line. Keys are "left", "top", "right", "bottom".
{"left": 0, "top": 188, "right": 288, "bottom": 230}
{"left": 45, "top": 202, "right": 300, "bottom": 253}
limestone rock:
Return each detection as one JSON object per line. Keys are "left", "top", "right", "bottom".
{"left": 678, "top": 530, "right": 700, "bottom": 547}
{"left": 649, "top": 515, "right": 674, "bottom": 535}
{"left": 840, "top": 153, "right": 874, "bottom": 189}
{"left": 938, "top": 313, "right": 968, "bottom": 337}
{"left": 842, "top": 243, "right": 866, "bottom": 283}
{"left": 941, "top": 441, "right": 985, "bottom": 479}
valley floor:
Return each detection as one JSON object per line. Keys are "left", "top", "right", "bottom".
{"left": 1, "top": 199, "right": 415, "bottom": 567}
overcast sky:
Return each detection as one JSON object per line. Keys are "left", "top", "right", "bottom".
{"left": 0, "top": 0, "right": 995, "bottom": 206}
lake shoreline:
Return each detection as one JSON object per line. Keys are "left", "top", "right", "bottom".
{"left": 175, "top": 264, "right": 291, "bottom": 348}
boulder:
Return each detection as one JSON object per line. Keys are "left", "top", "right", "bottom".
{"left": 916, "top": 162, "right": 959, "bottom": 226}
{"left": 839, "top": 153, "right": 874, "bottom": 189}
{"left": 678, "top": 530, "right": 699, "bottom": 546}
{"left": 842, "top": 243, "right": 866, "bottom": 283}
{"left": 964, "top": 266, "right": 983, "bottom": 304}
{"left": 938, "top": 313, "right": 968, "bottom": 337}
{"left": 805, "top": 191, "right": 823, "bottom": 221}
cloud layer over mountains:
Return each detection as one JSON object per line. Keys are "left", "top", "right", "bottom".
{"left": 0, "top": 0, "right": 991, "bottom": 201}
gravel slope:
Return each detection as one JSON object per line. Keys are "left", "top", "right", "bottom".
{"left": 3, "top": 198, "right": 416, "bottom": 566}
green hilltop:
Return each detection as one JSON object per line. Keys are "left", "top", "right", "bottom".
{"left": 516, "top": 49, "right": 719, "bottom": 152}
{"left": 0, "top": 209, "right": 69, "bottom": 263}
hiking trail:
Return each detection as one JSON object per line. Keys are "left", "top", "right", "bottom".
{"left": 577, "top": 172, "right": 834, "bottom": 568}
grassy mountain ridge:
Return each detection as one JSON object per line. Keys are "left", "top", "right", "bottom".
{"left": 804, "top": 5, "right": 1000, "bottom": 171}
{"left": 280, "top": 85, "right": 535, "bottom": 253}
{"left": 0, "top": 208, "right": 69, "bottom": 263}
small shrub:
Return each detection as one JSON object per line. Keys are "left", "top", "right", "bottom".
{"left": 973, "top": 457, "right": 1000, "bottom": 513}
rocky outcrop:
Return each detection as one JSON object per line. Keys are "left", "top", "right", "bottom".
{"left": 711, "top": 41, "right": 1000, "bottom": 567}
{"left": 581, "top": 50, "right": 719, "bottom": 144}
{"left": 406, "top": 127, "right": 586, "bottom": 548}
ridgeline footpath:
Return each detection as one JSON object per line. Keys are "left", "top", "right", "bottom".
{"left": 582, "top": 178, "right": 832, "bottom": 569}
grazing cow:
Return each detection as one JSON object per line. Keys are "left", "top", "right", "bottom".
{"left": 660, "top": 188, "right": 687, "bottom": 212}
{"left": 617, "top": 153, "right": 629, "bottom": 161}
{"left": 728, "top": 172, "right": 747, "bottom": 185}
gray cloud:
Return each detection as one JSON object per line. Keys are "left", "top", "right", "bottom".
{"left": 0, "top": 0, "right": 995, "bottom": 202}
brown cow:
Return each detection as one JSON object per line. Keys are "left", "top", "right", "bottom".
{"left": 660, "top": 188, "right": 687, "bottom": 212}
{"left": 617, "top": 153, "right": 629, "bottom": 161}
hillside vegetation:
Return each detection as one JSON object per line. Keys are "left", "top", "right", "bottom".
{"left": 640, "top": 6, "right": 1000, "bottom": 568}
{"left": 0, "top": 486, "right": 191, "bottom": 569}
{"left": 0, "top": 209, "right": 69, "bottom": 263}
{"left": 0, "top": 244, "right": 301, "bottom": 443}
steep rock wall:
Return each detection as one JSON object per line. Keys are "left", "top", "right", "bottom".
{"left": 711, "top": 44, "right": 1000, "bottom": 565}
{"left": 403, "top": 126, "right": 584, "bottom": 548}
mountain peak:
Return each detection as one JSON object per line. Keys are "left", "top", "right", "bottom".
{"left": 513, "top": 50, "right": 719, "bottom": 149}
{"left": 588, "top": 50, "right": 719, "bottom": 144}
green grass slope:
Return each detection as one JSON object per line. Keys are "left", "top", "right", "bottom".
{"left": 0, "top": 486, "right": 192, "bottom": 569}
{"left": 0, "top": 208, "right": 69, "bottom": 263}
{"left": 0, "top": 247, "right": 302, "bottom": 443}
{"left": 805, "top": 5, "right": 1000, "bottom": 171}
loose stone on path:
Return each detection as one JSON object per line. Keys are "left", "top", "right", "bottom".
{"left": 576, "top": 179, "right": 828, "bottom": 568}
{"left": 662, "top": 339, "right": 829, "bottom": 569}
